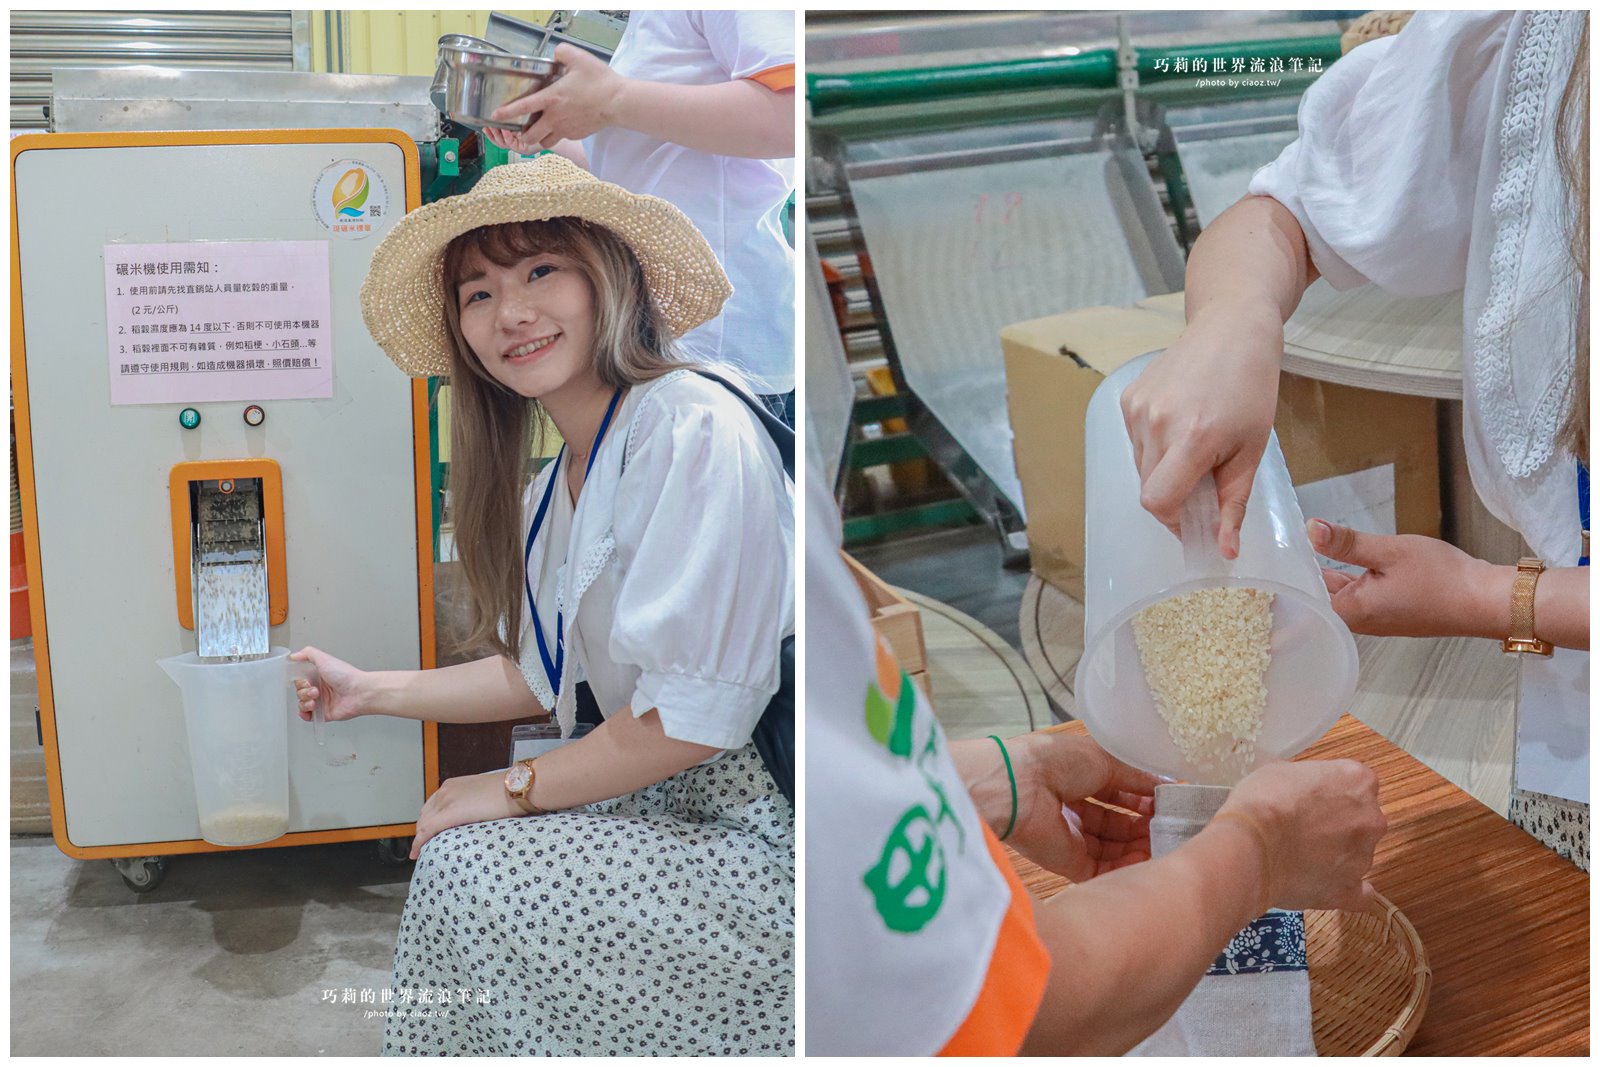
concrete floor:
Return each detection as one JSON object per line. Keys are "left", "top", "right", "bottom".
{"left": 851, "top": 522, "right": 1032, "bottom": 653}
{"left": 10, "top": 834, "right": 414, "bottom": 1056}
{"left": 9, "top": 523, "right": 1022, "bottom": 1056}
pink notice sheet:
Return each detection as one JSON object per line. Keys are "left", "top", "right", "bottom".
{"left": 104, "top": 240, "right": 335, "bottom": 405}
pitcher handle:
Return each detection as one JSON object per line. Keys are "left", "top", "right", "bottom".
{"left": 288, "top": 659, "right": 326, "bottom": 747}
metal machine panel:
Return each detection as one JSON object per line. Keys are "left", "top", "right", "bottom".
{"left": 50, "top": 67, "right": 440, "bottom": 142}
{"left": 14, "top": 134, "right": 427, "bottom": 850}
{"left": 845, "top": 126, "right": 1185, "bottom": 518}
{"left": 1175, "top": 129, "right": 1298, "bottom": 228}
{"left": 1166, "top": 96, "right": 1301, "bottom": 227}
{"left": 10, "top": 9, "right": 298, "bottom": 130}
{"left": 804, "top": 232, "right": 854, "bottom": 493}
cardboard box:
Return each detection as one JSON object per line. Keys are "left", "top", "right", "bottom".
{"left": 1002, "top": 303, "right": 1442, "bottom": 599}
{"left": 842, "top": 551, "right": 932, "bottom": 701}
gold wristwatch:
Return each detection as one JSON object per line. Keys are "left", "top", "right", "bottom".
{"left": 1502, "top": 558, "right": 1555, "bottom": 657}
{"left": 504, "top": 758, "right": 550, "bottom": 815}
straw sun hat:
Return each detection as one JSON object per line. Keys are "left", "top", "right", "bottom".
{"left": 360, "top": 153, "right": 732, "bottom": 378}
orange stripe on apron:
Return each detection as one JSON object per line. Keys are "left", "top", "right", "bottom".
{"left": 937, "top": 823, "right": 1051, "bottom": 1056}
{"left": 745, "top": 63, "right": 796, "bottom": 92}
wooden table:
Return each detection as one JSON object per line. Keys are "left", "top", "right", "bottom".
{"left": 1012, "top": 716, "right": 1589, "bottom": 1056}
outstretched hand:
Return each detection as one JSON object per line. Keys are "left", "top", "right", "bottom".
{"left": 999, "top": 731, "right": 1160, "bottom": 882}
{"left": 1308, "top": 519, "right": 1498, "bottom": 638}
{"left": 289, "top": 646, "right": 372, "bottom": 724}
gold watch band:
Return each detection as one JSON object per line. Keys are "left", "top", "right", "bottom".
{"left": 508, "top": 758, "right": 551, "bottom": 815}
{"left": 1502, "top": 557, "right": 1554, "bottom": 656}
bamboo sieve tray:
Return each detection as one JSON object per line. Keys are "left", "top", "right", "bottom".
{"left": 1305, "top": 890, "right": 1430, "bottom": 1055}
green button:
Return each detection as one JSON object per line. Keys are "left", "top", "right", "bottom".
{"left": 179, "top": 408, "right": 201, "bottom": 429}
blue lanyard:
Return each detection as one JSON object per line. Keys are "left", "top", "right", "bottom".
{"left": 524, "top": 388, "right": 624, "bottom": 695}
{"left": 1579, "top": 461, "right": 1589, "bottom": 567}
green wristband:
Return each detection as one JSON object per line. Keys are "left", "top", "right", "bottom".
{"left": 988, "top": 734, "right": 1018, "bottom": 841}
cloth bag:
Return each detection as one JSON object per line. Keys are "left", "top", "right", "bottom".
{"left": 1129, "top": 783, "right": 1315, "bottom": 1056}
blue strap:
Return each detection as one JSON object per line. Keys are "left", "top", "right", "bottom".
{"left": 524, "top": 459, "right": 564, "bottom": 690}
{"left": 1579, "top": 461, "right": 1589, "bottom": 567}
{"left": 524, "top": 387, "right": 624, "bottom": 695}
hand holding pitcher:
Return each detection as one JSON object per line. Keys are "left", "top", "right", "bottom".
{"left": 289, "top": 646, "right": 376, "bottom": 724}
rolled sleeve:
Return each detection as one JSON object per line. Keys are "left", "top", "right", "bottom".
{"left": 1247, "top": 12, "right": 1511, "bottom": 297}
{"left": 611, "top": 378, "right": 795, "bottom": 749}
{"left": 631, "top": 670, "right": 770, "bottom": 751}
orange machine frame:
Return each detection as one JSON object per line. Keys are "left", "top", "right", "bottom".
{"left": 169, "top": 459, "right": 289, "bottom": 629}
{"left": 11, "top": 129, "right": 439, "bottom": 860}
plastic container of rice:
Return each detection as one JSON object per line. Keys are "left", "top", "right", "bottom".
{"left": 1074, "top": 351, "right": 1359, "bottom": 784}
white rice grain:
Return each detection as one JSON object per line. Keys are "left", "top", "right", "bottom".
{"left": 201, "top": 804, "right": 289, "bottom": 846}
{"left": 1132, "top": 586, "right": 1274, "bottom": 783}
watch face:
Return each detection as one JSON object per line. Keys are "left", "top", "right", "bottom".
{"left": 506, "top": 764, "right": 531, "bottom": 793}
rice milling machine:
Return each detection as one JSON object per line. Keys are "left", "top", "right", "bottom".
{"left": 10, "top": 71, "right": 460, "bottom": 891}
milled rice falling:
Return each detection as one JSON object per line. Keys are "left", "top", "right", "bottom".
{"left": 195, "top": 560, "right": 269, "bottom": 660}
{"left": 1132, "top": 586, "right": 1275, "bottom": 783}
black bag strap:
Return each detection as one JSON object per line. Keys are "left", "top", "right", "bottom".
{"left": 691, "top": 370, "right": 795, "bottom": 479}
{"left": 618, "top": 370, "right": 794, "bottom": 480}
{"left": 601, "top": 369, "right": 795, "bottom": 806}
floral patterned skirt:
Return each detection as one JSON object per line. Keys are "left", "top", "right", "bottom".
{"left": 381, "top": 744, "right": 794, "bottom": 1055}
{"left": 1508, "top": 786, "right": 1589, "bottom": 872}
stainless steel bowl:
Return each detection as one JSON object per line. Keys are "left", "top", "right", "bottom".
{"left": 438, "top": 43, "right": 563, "bottom": 131}
{"left": 430, "top": 34, "right": 507, "bottom": 115}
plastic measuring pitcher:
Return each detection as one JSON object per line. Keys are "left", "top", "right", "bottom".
{"left": 158, "top": 646, "right": 294, "bottom": 846}
{"left": 1072, "top": 350, "right": 1359, "bottom": 783}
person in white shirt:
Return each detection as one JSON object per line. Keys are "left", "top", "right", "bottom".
{"left": 485, "top": 11, "right": 797, "bottom": 420}
{"left": 291, "top": 155, "right": 794, "bottom": 1054}
{"left": 1119, "top": 11, "right": 1589, "bottom": 867}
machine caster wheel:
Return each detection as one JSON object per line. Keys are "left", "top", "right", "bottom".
{"left": 112, "top": 856, "right": 167, "bottom": 894}
{"left": 375, "top": 837, "right": 414, "bottom": 866}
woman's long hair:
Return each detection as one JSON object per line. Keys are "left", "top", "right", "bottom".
{"left": 1555, "top": 15, "right": 1589, "bottom": 465}
{"left": 440, "top": 218, "right": 686, "bottom": 662}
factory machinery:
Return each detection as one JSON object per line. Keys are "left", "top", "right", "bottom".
{"left": 805, "top": 10, "right": 1372, "bottom": 554}
{"left": 12, "top": 12, "right": 621, "bottom": 893}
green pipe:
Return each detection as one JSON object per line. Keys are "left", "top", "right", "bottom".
{"left": 807, "top": 35, "right": 1341, "bottom": 113}
{"left": 809, "top": 53, "right": 1117, "bottom": 113}
{"left": 808, "top": 71, "right": 1323, "bottom": 142}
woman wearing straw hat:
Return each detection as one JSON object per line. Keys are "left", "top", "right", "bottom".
{"left": 290, "top": 153, "right": 794, "bottom": 1055}
{"left": 1120, "top": 11, "right": 1590, "bottom": 867}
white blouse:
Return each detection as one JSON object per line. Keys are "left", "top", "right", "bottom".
{"left": 516, "top": 369, "right": 794, "bottom": 750}
{"left": 1248, "top": 10, "right": 1586, "bottom": 565}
